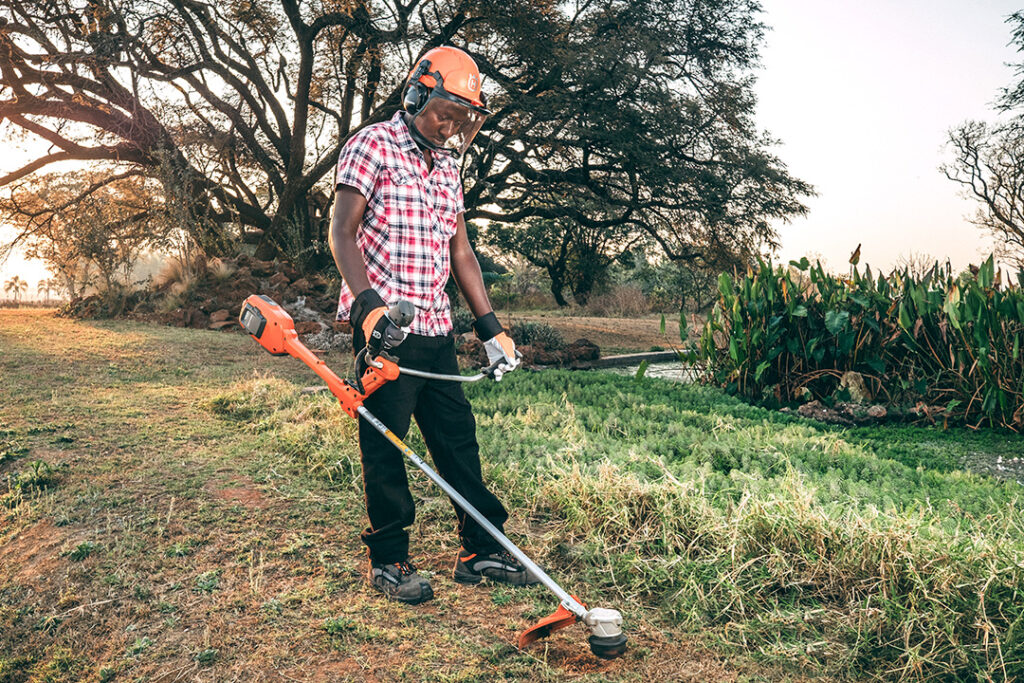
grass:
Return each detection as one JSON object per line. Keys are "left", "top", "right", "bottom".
{"left": 2, "top": 308, "right": 1022, "bottom": 681}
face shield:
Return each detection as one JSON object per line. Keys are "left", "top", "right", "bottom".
{"left": 409, "top": 88, "right": 489, "bottom": 157}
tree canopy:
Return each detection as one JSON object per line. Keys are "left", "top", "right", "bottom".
{"left": 1, "top": 0, "right": 810, "bottom": 277}
{"left": 944, "top": 11, "right": 1024, "bottom": 268}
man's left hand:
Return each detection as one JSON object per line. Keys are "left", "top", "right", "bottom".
{"left": 484, "top": 331, "right": 520, "bottom": 375}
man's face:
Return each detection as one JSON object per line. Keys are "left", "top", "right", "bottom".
{"left": 413, "top": 98, "right": 474, "bottom": 148}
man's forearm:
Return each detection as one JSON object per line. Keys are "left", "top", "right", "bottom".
{"left": 451, "top": 246, "right": 493, "bottom": 318}
{"left": 330, "top": 187, "right": 372, "bottom": 296}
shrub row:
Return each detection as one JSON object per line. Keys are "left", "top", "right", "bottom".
{"left": 698, "top": 256, "right": 1024, "bottom": 429}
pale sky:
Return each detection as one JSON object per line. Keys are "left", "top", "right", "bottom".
{"left": 2, "top": 2, "right": 1022, "bottom": 291}
{"left": 755, "top": 0, "right": 1022, "bottom": 271}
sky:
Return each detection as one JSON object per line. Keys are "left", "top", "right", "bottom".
{"left": 754, "top": 0, "right": 1022, "bottom": 272}
{"left": 2, "top": 1, "right": 1023, "bottom": 292}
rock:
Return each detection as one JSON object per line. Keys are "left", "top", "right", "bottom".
{"left": 250, "top": 260, "right": 275, "bottom": 277}
{"left": 315, "top": 295, "right": 338, "bottom": 315}
{"left": 167, "top": 308, "right": 187, "bottom": 327}
{"left": 210, "top": 309, "right": 232, "bottom": 323}
{"left": 797, "top": 400, "right": 825, "bottom": 418}
{"left": 309, "top": 275, "right": 331, "bottom": 293}
{"left": 295, "top": 320, "right": 323, "bottom": 335}
{"left": 209, "top": 320, "right": 238, "bottom": 330}
{"left": 867, "top": 405, "right": 887, "bottom": 419}
{"left": 187, "top": 309, "right": 209, "bottom": 329}
{"left": 840, "top": 371, "right": 871, "bottom": 403}
{"left": 302, "top": 328, "right": 351, "bottom": 351}
{"left": 516, "top": 344, "right": 536, "bottom": 367}
{"left": 233, "top": 276, "right": 260, "bottom": 295}
{"left": 533, "top": 349, "right": 562, "bottom": 366}
{"left": 268, "top": 272, "right": 290, "bottom": 289}
{"left": 278, "top": 261, "right": 299, "bottom": 280}
{"left": 565, "top": 338, "right": 600, "bottom": 362}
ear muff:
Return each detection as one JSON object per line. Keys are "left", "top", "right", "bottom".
{"left": 403, "top": 59, "right": 433, "bottom": 115}
{"left": 403, "top": 82, "right": 429, "bottom": 114}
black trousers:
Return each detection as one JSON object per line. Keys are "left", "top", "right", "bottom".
{"left": 353, "top": 331, "right": 509, "bottom": 564}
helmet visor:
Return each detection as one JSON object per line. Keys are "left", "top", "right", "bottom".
{"left": 412, "top": 93, "right": 487, "bottom": 157}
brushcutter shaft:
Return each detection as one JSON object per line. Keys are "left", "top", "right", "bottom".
{"left": 355, "top": 404, "right": 588, "bottom": 620}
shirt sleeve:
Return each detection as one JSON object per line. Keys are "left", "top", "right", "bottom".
{"left": 447, "top": 165, "right": 466, "bottom": 214}
{"left": 335, "top": 129, "right": 382, "bottom": 200}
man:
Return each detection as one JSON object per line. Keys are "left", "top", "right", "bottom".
{"left": 329, "top": 46, "right": 537, "bottom": 604}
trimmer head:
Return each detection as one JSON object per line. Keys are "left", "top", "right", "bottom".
{"left": 583, "top": 607, "right": 628, "bottom": 659}
{"left": 518, "top": 600, "right": 627, "bottom": 660}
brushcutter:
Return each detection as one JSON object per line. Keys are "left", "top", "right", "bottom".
{"left": 238, "top": 294, "right": 628, "bottom": 659}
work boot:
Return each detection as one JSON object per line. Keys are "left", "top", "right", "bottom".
{"left": 369, "top": 559, "right": 433, "bottom": 604}
{"left": 453, "top": 548, "right": 541, "bottom": 586}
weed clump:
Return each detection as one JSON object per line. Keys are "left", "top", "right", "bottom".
{"left": 1, "top": 460, "right": 65, "bottom": 508}
{"left": 209, "top": 378, "right": 361, "bottom": 486}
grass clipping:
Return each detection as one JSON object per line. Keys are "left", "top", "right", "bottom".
{"left": 211, "top": 373, "right": 1024, "bottom": 679}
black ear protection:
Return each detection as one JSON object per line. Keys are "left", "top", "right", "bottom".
{"left": 403, "top": 59, "right": 433, "bottom": 115}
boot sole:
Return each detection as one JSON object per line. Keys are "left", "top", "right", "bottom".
{"left": 371, "top": 581, "right": 434, "bottom": 604}
{"left": 454, "top": 566, "right": 540, "bottom": 586}
{"left": 453, "top": 568, "right": 484, "bottom": 584}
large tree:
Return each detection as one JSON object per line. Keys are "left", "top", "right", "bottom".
{"left": 1, "top": 0, "right": 810, "bottom": 274}
{"left": 943, "top": 11, "right": 1024, "bottom": 268}
{"left": 0, "top": 170, "right": 165, "bottom": 297}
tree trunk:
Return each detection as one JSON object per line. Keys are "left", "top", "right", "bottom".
{"left": 547, "top": 266, "right": 569, "bottom": 307}
{"left": 257, "top": 193, "right": 333, "bottom": 272}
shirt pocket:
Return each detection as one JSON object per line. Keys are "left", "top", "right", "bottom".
{"left": 432, "top": 182, "right": 460, "bottom": 240}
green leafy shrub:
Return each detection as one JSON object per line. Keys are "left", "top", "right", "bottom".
{"left": 510, "top": 321, "right": 565, "bottom": 350}
{"left": 698, "top": 256, "right": 1024, "bottom": 429}
{"left": 450, "top": 305, "right": 474, "bottom": 335}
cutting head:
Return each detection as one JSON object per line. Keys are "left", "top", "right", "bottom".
{"left": 518, "top": 600, "right": 627, "bottom": 660}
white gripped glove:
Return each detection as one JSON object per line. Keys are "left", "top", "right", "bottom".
{"left": 473, "top": 312, "right": 520, "bottom": 381}
{"left": 484, "top": 332, "right": 520, "bottom": 380}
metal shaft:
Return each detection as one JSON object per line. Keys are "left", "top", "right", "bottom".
{"left": 356, "top": 405, "right": 587, "bottom": 619}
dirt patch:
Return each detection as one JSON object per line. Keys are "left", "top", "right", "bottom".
{"left": 1, "top": 519, "right": 68, "bottom": 587}
{"left": 513, "top": 313, "right": 697, "bottom": 355}
{"left": 205, "top": 475, "right": 273, "bottom": 509}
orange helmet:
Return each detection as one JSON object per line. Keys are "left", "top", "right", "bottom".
{"left": 403, "top": 46, "right": 490, "bottom": 156}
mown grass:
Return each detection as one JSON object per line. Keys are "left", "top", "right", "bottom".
{"left": 211, "top": 369, "right": 1024, "bottom": 680}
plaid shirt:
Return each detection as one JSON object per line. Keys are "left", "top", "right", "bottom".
{"left": 334, "top": 111, "right": 464, "bottom": 337}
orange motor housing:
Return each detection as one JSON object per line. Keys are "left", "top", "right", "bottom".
{"left": 239, "top": 294, "right": 398, "bottom": 417}
{"left": 239, "top": 295, "right": 294, "bottom": 355}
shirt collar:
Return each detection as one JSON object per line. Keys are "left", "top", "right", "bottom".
{"left": 389, "top": 111, "right": 455, "bottom": 170}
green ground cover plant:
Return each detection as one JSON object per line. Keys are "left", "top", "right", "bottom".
{"left": 213, "top": 369, "right": 1024, "bottom": 680}
{"left": 699, "top": 256, "right": 1024, "bottom": 430}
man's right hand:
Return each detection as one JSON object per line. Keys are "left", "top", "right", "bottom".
{"left": 361, "top": 307, "right": 389, "bottom": 346}
{"left": 351, "top": 289, "right": 389, "bottom": 346}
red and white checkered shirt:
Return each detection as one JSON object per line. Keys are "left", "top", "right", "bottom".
{"left": 334, "top": 111, "right": 464, "bottom": 337}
